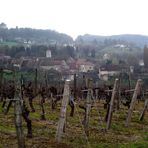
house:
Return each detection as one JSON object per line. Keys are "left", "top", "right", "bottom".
{"left": 39, "top": 58, "right": 68, "bottom": 72}
{"left": 0, "top": 23, "right": 7, "bottom": 29}
{"left": 99, "top": 65, "right": 121, "bottom": 81}
{"left": 76, "top": 59, "right": 95, "bottom": 72}
{"left": 139, "top": 60, "right": 144, "bottom": 67}
{"left": 79, "top": 62, "right": 94, "bottom": 72}
{"left": 20, "top": 58, "right": 38, "bottom": 70}
{"left": 40, "top": 59, "right": 61, "bottom": 71}
{"left": 11, "top": 59, "right": 23, "bottom": 69}
{"left": 46, "top": 49, "right": 52, "bottom": 58}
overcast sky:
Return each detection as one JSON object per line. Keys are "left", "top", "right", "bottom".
{"left": 0, "top": 0, "right": 148, "bottom": 39}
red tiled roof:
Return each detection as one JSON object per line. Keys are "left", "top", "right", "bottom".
{"left": 100, "top": 65, "right": 128, "bottom": 71}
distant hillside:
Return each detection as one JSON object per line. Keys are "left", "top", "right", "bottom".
{"left": 0, "top": 26, "right": 73, "bottom": 45}
{"left": 76, "top": 34, "right": 148, "bottom": 47}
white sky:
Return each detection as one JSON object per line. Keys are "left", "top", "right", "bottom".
{"left": 0, "top": 0, "right": 148, "bottom": 39}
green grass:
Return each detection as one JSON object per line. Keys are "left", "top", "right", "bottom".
{"left": 0, "top": 99, "right": 147, "bottom": 148}
{"left": 2, "top": 70, "right": 46, "bottom": 84}
{"left": 0, "top": 41, "right": 18, "bottom": 47}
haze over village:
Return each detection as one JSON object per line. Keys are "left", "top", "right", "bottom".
{"left": 0, "top": 22, "right": 148, "bottom": 81}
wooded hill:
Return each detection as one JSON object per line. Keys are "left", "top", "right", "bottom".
{"left": 0, "top": 23, "right": 73, "bottom": 45}
{"left": 76, "top": 34, "right": 148, "bottom": 47}
{"left": 1, "top": 22, "right": 148, "bottom": 48}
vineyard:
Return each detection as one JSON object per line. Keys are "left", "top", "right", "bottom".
{"left": 0, "top": 69, "right": 148, "bottom": 148}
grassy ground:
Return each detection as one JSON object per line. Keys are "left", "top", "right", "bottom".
{"left": 0, "top": 41, "right": 18, "bottom": 47}
{"left": 0, "top": 98, "right": 147, "bottom": 148}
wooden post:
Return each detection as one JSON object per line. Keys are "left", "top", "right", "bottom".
{"left": 139, "top": 99, "right": 148, "bottom": 121}
{"left": 128, "top": 72, "right": 131, "bottom": 90}
{"left": 106, "top": 78, "right": 119, "bottom": 130}
{"left": 45, "top": 71, "right": 48, "bottom": 97}
{"left": 56, "top": 80, "right": 70, "bottom": 143}
{"left": 73, "top": 73, "right": 77, "bottom": 99}
{"left": 51, "top": 93, "right": 55, "bottom": 110}
{"left": 20, "top": 74, "right": 24, "bottom": 100}
{"left": 84, "top": 79, "right": 93, "bottom": 136}
{"left": 125, "top": 79, "right": 142, "bottom": 127}
{"left": 0, "top": 68, "right": 3, "bottom": 100}
{"left": 45, "top": 71, "right": 48, "bottom": 88}
{"left": 40, "top": 102, "right": 46, "bottom": 120}
{"left": 84, "top": 89, "right": 92, "bottom": 136}
{"left": 14, "top": 92, "right": 25, "bottom": 148}
{"left": 82, "top": 75, "right": 86, "bottom": 88}
{"left": 85, "top": 77, "right": 89, "bottom": 88}
{"left": 116, "top": 76, "right": 121, "bottom": 110}
{"left": 13, "top": 69, "right": 16, "bottom": 86}
{"left": 34, "top": 68, "right": 38, "bottom": 95}
{"left": 0, "top": 68, "right": 3, "bottom": 79}
{"left": 95, "top": 81, "right": 99, "bottom": 99}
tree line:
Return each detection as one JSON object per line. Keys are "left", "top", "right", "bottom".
{"left": 0, "top": 23, "right": 73, "bottom": 44}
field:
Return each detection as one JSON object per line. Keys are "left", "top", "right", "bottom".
{"left": 0, "top": 97, "right": 148, "bottom": 148}
{"left": 0, "top": 41, "right": 19, "bottom": 47}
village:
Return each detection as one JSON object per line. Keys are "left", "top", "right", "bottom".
{"left": 0, "top": 43, "right": 147, "bottom": 82}
{"left": 0, "top": 22, "right": 148, "bottom": 148}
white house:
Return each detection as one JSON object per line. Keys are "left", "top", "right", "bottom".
{"left": 46, "top": 49, "right": 52, "bottom": 58}
{"left": 79, "top": 63, "right": 94, "bottom": 72}
{"left": 76, "top": 59, "right": 94, "bottom": 72}
{"left": 99, "top": 65, "right": 121, "bottom": 81}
